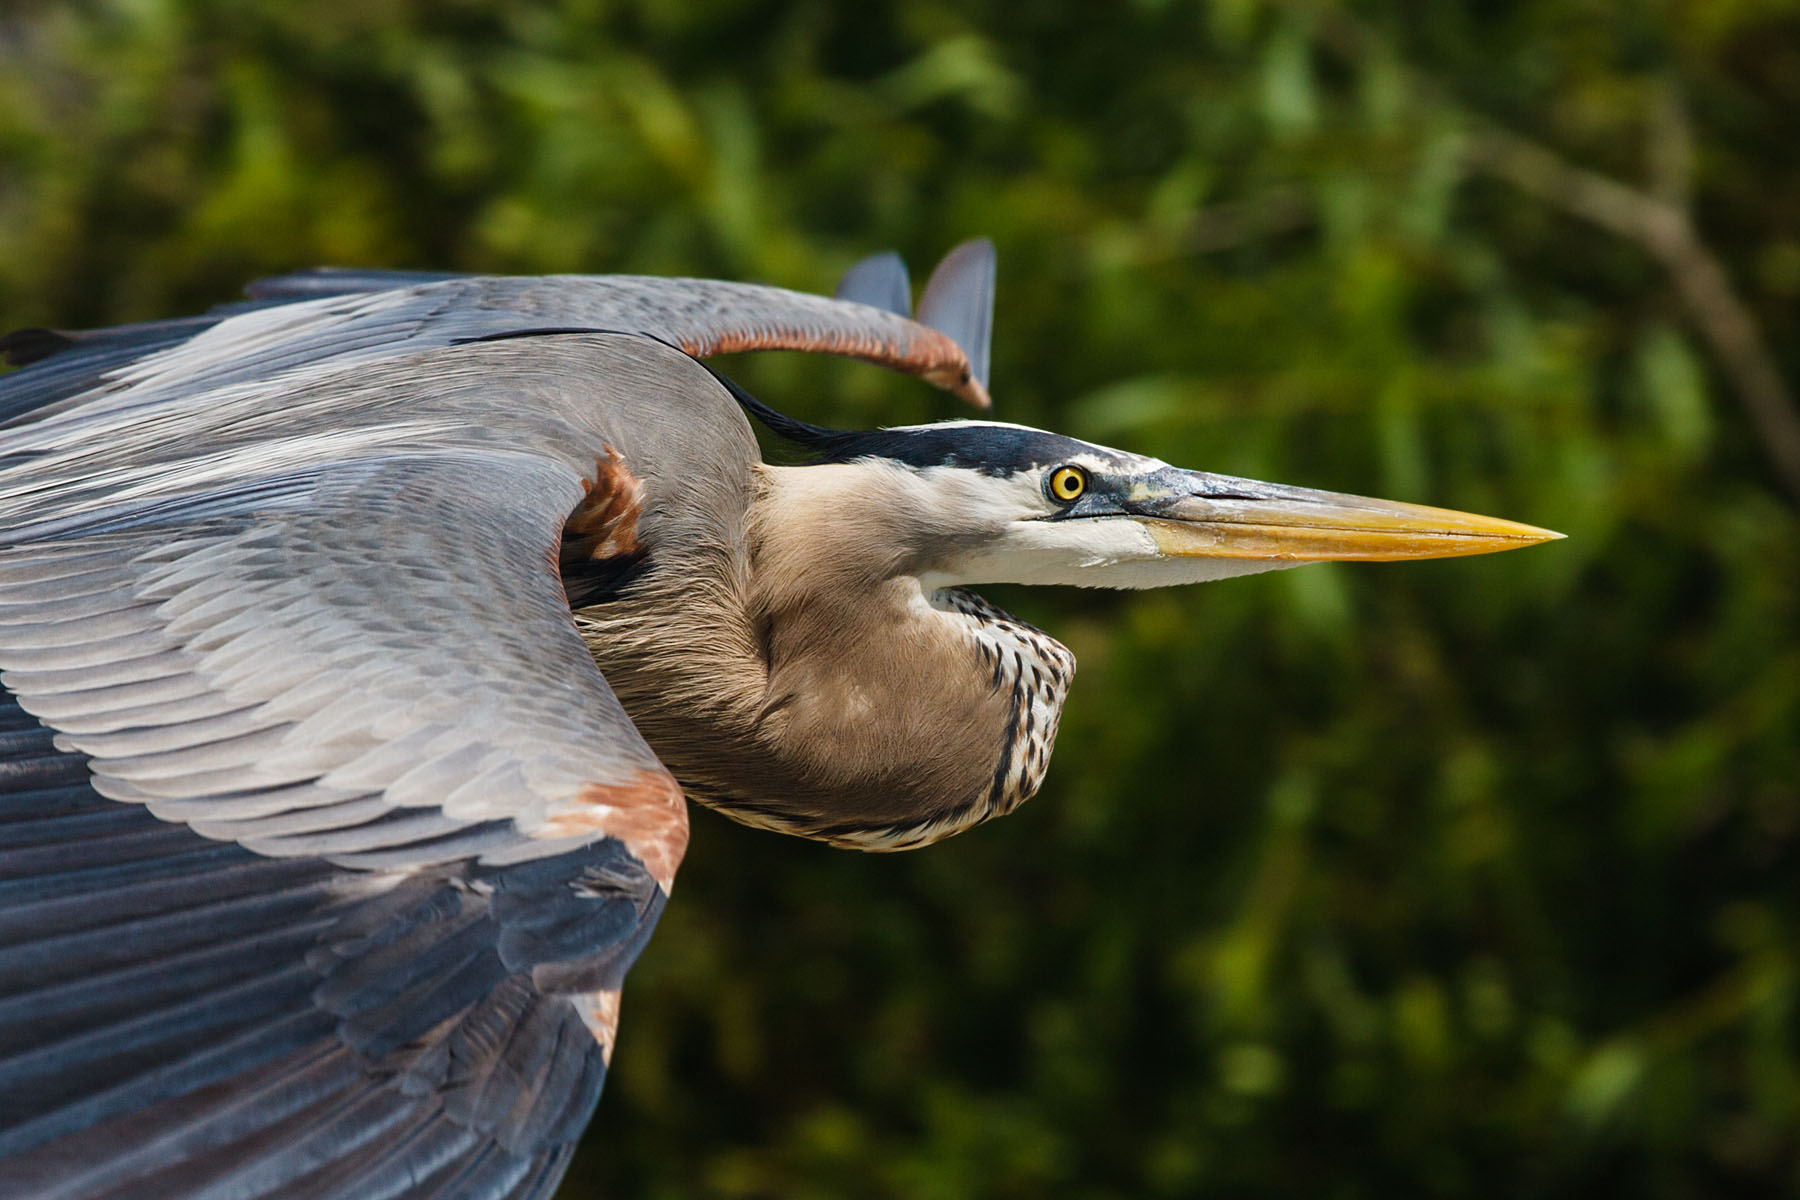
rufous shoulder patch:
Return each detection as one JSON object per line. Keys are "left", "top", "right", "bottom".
{"left": 541, "top": 768, "right": 689, "bottom": 894}
{"left": 562, "top": 444, "right": 646, "bottom": 567}
{"left": 579, "top": 989, "right": 623, "bottom": 1063}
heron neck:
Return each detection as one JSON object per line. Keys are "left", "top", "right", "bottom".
{"left": 576, "top": 470, "right": 1074, "bottom": 849}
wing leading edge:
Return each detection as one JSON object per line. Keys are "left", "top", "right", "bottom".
{"left": 0, "top": 241, "right": 996, "bottom": 431}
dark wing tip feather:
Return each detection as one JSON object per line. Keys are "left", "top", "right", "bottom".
{"left": 4, "top": 315, "right": 245, "bottom": 366}
{"left": 915, "top": 238, "right": 996, "bottom": 390}
{"left": 0, "top": 314, "right": 253, "bottom": 429}
{"left": 832, "top": 251, "right": 913, "bottom": 317}
{"left": 0, "top": 328, "right": 75, "bottom": 367}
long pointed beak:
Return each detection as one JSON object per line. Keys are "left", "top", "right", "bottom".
{"left": 1131, "top": 471, "right": 1562, "bottom": 562}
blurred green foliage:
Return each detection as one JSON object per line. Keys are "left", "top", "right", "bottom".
{"left": 4, "top": 1, "right": 1799, "bottom": 1195}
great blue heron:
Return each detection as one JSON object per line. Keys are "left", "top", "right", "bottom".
{"left": 0, "top": 242, "right": 1556, "bottom": 1198}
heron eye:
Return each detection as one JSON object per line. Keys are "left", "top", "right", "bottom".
{"left": 1048, "top": 465, "right": 1088, "bottom": 503}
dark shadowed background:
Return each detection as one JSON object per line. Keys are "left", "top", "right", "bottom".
{"left": 3, "top": 2, "right": 1797, "bottom": 1196}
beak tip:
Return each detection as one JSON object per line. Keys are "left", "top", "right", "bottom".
{"left": 1512, "top": 524, "right": 1566, "bottom": 545}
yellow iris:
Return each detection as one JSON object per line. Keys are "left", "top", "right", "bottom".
{"left": 1049, "top": 466, "right": 1087, "bottom": 502}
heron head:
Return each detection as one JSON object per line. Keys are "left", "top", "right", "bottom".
{"left": 748, "top": 409, "right": 1560, "bottom": 591}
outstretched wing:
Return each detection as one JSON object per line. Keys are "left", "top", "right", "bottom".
{"left": 0, "top": 334, "right": 713, "bottom": 1198}
{"left": 0, "top": 242, "right": 996, "bottom": 425}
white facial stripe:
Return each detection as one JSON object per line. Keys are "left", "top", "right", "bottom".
{"left": 922, "top": 507, "right": 1297, "bottom": 591}
{"left": 1038, "top": 452, "right": 1166, "bottom": 477}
